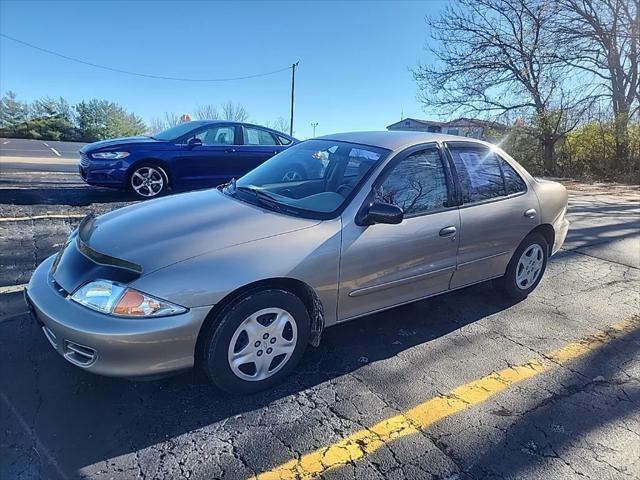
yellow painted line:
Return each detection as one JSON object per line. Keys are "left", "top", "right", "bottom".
{"left": 255, "top": 316, "right": 640, "bottom": 480}
{"left": 0, "top": 214, "right": 86, "bottom": 222}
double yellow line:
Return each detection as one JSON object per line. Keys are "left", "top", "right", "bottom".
{"left": 255, "top": 316, "right": 639, "bottom": 480}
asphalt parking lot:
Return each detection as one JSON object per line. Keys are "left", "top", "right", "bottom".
{"left": 1, "top": 144, "right": 639, "bottom": 480}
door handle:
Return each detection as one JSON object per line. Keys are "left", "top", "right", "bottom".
{"left": 523, "top": 208, "right": 537, "bottom": 218}
{"left": 225, "top": 148, "right": 237, "bottom": 153}
{"left": 439, "top": 226, "right": 457, "bottom": 237}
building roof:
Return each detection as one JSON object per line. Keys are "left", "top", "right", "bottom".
{"left": 386, "top": 118, "right": 444, "bottom": 129}
{"left": 442, "top": 117, "right": 507, "bottom": 130}
{"left": 386, "top": 117, "right": 507, "bottom": 131}
{"left": 316, "top": 130, "right": 489, "bottom": 152}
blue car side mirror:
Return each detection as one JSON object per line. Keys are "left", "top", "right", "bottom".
{"left": 188, "top": 137, "right": 203, "bottom": 148}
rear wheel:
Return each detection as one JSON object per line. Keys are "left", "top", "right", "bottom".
{"left": 129, "top": 164, "right": 168, "bottom": 199}
{"left": 198, "top": 289, "right": 310, "bottom": 393}
{"left": 493, "top": 233, "right": 548, "bottom": 300}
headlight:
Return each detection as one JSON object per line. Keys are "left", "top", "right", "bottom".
{"left": 91, "top": 151, "right": 130, "bottom": 160}
{"left": 70, "top": 280, "right": 187, "bottom": 317}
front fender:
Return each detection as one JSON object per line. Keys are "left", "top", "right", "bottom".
{"left": 131, "top": 219, "right": 342, "bottom": 325}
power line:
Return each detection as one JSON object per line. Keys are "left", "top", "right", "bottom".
{"left": 0, "top": 33, "right": 293, "bottom": 82}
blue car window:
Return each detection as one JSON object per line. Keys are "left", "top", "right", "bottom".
{"left": 195, "top": 126, "right": 235, "bottom": 146}
{"left": 244, "top": 127, "right": 277, "bottom": 145}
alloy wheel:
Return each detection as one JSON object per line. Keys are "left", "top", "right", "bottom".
{"left": 131, "top": 166, "right": 164, "bottom": 198}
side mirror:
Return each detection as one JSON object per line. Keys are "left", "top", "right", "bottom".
{"left": 359, "top": 202, "right": 404, "bottom": 226}
{"left": 187, "top": 137, "right": 203, "bottom": 148}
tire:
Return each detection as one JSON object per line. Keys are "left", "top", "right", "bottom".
{"left": 198, "top": 289, "right": 310, "bottom": 394}
{"left": 128, "top": 163, "right": 168, "bottom": 199}
{"left": 493, "top": 233, "right": 548, "bottom": 301}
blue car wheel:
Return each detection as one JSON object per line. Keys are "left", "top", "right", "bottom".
{"left": 129, "top": 164, "right": 168, "bottom": 199}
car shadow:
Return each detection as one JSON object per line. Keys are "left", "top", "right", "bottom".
{"left": 1, "top": 281, "right": 518, "bottom": 478}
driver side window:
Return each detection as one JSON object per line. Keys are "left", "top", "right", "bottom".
{"left": 194, "top": 126, "right": 235, "bottom": 146}
{"left": 375, "top": 148, "right": 449, "bottom": 216}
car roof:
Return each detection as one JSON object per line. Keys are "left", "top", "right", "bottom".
{"left": 315, "top": 131, "right": 489, "bottom": 152}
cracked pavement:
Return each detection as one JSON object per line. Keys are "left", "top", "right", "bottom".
{"left": 0, "top": 171, "right": 638, "bottom": 480}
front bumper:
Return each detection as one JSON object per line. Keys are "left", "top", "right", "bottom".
{"left": 26, "top": 256, "right": 212, "bottom": 378}
{"left": 79, "top": 156, "right": 127, "bottom": 188}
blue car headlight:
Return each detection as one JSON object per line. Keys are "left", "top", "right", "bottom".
{"left": 92, "top": 151, "right": 130, "bottom": 160}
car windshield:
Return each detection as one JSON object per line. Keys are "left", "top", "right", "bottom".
{"left": 151, "top": 122, "right": 204, "bottom": 141}
{"left": 228, "top": 139, "right": 389, "bottom": 218}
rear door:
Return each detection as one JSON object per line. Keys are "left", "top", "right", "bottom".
{"left": 234, "top": 126, "right": 284, "bottom": 176}
{"left": 445, "top": 142, "right": 539, "bottom": 289}
{"left": 173, "top": 124, "right": 240, "bottom": 188}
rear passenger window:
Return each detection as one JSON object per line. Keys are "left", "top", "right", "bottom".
{"left": 449, "top": 145, "right": 506, "bottom": 203}
{"left": 375, "top": 148, "right": 448, "bottom": 216}
{"left": 244, "top": 127, "right": 277, "bottom": 145}
{"left": 500, "top": 158, "right": 526, "bottom": 194}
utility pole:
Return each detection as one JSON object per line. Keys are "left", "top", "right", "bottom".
{"left": 311, "top": 122, "right": 318, "bottom": 137}
{"left": 289, "top": 61, "right": 299, "bottom": 136}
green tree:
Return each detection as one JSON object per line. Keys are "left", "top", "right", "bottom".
{"left": 75, "top": 99, "right": 146, "bottom": 142}
{"left": 0, "top": 91, "right": 29, "bottom": 131}
{"left": 25, "top": 96, "right": 75, "bottom": 140}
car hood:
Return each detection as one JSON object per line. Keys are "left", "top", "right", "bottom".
{"left": 81, "top": 136, "right": 162, "bottom": 152}
{"left": 77, "top": 189, "right": 321, "bottom": 276}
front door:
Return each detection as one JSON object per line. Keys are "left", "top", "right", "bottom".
{"left": 174, "top": 124, "right": 240, "bottom": 188}
{"left": 338, "top": 145, "right": 460, "bottom": 321}
{"left": 445, "top": 142, "right": 540, "bottom": 288}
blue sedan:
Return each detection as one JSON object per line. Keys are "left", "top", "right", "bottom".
{"left": 79, "top": 121, "right": 298, "bottom": 199}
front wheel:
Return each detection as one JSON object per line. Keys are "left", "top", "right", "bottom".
{"left": 493, "top": 233, "right": 548, "bottom": 301}
{"left": 129, "top": 164, "right": 168, "bottom": 199}
{"left": 198, "top": 289, "right": 310, "bottom": 394}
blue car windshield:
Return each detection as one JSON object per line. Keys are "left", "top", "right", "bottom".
{"left": 151, "top": 122, "right": 205, "bottom": 141}
{"left": 230, "top": 139, "right": 389, "bottom": 219}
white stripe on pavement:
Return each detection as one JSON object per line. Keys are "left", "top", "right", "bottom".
{"left": 43, "top": 142, "right": 50, "bottom": 147}
{"left": 2, "top": 140, "right": 9, "bottom": 145}
{"left": 50, "top": 147, "right": 61, "bottom": 157}
{"left": 0, "top": 284, "right": 28, "bottom": 294}
{"left": 0, "top": 213, "right": 86, "bottom": 222}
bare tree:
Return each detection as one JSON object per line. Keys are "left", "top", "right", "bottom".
{"left": 195, "top": 104, "right": 220, "bottom": 120}
{"left": 221, "top": 101, "right": 249, "bottom": 122}
{"left": 554, "top": 0, "right": 639, "bottom": 168}
{"left": 147, "top": 112, "right": 182, "bottom": 133}
{"left": 413, "top": 0, "right": 587, "bottom": 173}
{"left": 264, "top": 117, "right": 291, "bottom": 134}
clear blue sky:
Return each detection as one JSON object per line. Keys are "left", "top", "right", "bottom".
{"left": 0, "top": 0, "right": 448, "bottom": 139}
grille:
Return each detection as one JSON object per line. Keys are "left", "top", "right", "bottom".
{"left": 79, "top": 153, "right": 90, "bottom": 168}
{"left": 63, "top": 341, "right": 97, "bottom": 367}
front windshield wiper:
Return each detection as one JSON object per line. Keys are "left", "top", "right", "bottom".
{"left": 234, "top": 186, "right": 284, "bottom": 213}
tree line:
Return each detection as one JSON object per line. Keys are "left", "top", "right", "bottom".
{"left": 414, "top": 0, "right": 639, "bottom": 182}
{"left": 0, "top": 92, "right": 290, "bottom": 143}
